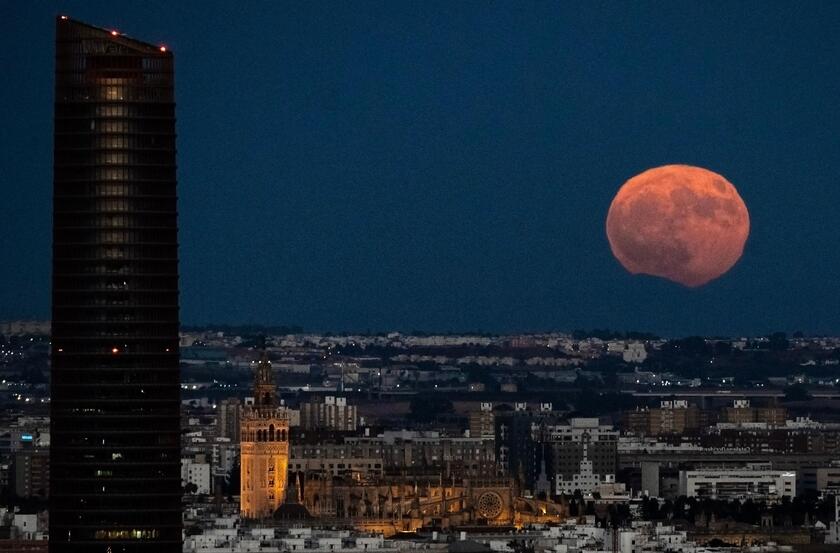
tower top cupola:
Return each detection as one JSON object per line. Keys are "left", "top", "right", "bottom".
{"left": 253, "top": 340, "right": 276, "bottom": 409}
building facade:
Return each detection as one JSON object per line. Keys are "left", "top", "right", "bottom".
{"left": 50, "top": 17, "right": 181, "bottom": 552}
{"left": 300, "top": 396, "right": 357, "bottom": 432}
{"left": 240, "top": 352, "right": 290, "bottom": 519}
{"left": 721, "top": 400, "right": 787, "bottom": 426}
{"left": 469, "top": 403, "right": 496, "bottom": 439}
{"left": 294, "top": 432, "right": 498, "bottom": 478}
{"left": 181, "top": 458, "right": 211, "bottom": 495}
{"left": 623, "top": 401, "right": 711, "bottom": 436}
{"left": 14, "top": 449, "right": 50, "bottom": 499}
{"left": 678, "top": 465, "right": 796, "bottom": 501}
{"left": 218, "top": 398, "right": 241, "bottom": 441}
{"left": 494, "top": 405, "right": 563, "bottom": 489}
{"left": 292, "top": 473, "right": 560, "bottom": 535}
{"left": 544, "top": 418, "right": 618, "bottom": 489}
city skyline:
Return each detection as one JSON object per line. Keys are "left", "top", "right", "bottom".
{"left": 3, "top": 2, "right": 840, "bottom": 337}
{"left": 3, "top": 4, "right": 840, "bottom": 550}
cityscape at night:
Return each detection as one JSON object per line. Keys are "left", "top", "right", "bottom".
{"left": 2, "top": 3, "right": 840, "bottom": 553}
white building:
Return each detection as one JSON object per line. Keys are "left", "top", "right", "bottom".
{"left": 557, "top": 460, "right": 601, "bottom": 495}
{"left": 181, "top": 458, "right": 212, "bottom": 495}
{"left": 183, "top": 525, "right": 395, "bottom": 553}
{"left": 545, "top": 418, "right": 618, "bottom": 497}
{"left": 12, "top": 513, "right": 39, "bottom": 540}
{"left": 622, "top": 342, "right": 648, "bottom": 364}
{"left": 678, "top": 465, "right": 795, "bottom": 501}
{"left": 542, "top": 417, "right": 618, "bottom": 441}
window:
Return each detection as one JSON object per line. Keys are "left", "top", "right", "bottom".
{"left": 102, "top": 86, "right": 126, "bottom": 101}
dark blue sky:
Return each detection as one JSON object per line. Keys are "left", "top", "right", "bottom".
{"left": 2, "top": 2, "right": 839, "bottom": 336}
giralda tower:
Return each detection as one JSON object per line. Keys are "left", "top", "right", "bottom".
{"left": 50, "top": 17, "right": 182, "bottom": 552}
{"left": 240, "top": 350, "right": 290, "bottom": 519}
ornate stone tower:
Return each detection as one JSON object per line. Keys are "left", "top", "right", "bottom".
{"left": 240, "top": 350, "right": 290, "bottom": 519}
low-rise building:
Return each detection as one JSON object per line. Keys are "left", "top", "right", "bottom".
{"left": 182, "top": 458, "right": 212, "bottom": 495}
{"left": 678, "top": 464, "right": 795, "bottom": 501}
{"left": 13, "top": 449, "right": 49, "bottom": 499}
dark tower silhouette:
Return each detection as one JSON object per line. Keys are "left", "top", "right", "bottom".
{"left": 50, "top": 17, "right": 181, "bottom": 552}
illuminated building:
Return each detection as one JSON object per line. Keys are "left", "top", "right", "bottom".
{"left": 241, "top": 352, "right": 290, "bottom": 519}
{"left": 50, "top": 17, "right": 181, "bottom": 552}
{"left": 284, "top": 472, "right": 566, "bottom": 535}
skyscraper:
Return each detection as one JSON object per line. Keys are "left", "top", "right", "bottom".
{"left": 51, "top": 17, "right": 181, "bottom": 552}
{"left": 240, "top": 351, "right": 290, "bottom": 519}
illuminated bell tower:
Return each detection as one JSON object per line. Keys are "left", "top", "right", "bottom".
{"left": 240, "top": 349, "right": 290, "bottom": 519}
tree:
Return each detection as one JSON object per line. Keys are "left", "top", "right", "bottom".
{"left": 768, "top": 332, "right": 790, "bottom": 351}
{"left": 660, "top": 499, "right": 675, "bottom": 520}
{"left": 613, "top": 504, "right": 632, "bottom": 527}
{"left": 668, "top": 336, "right": 710, "bottom": 356}
{"left": 508, "top": 541, "right": 535, "bottom": 553}
{"left": 713, "top": 341, "right": 732, "bottom": 356}
{"left": 223, "top": 461, "right": 240, "bottom": 497}
{"left": 641, "top": 496, "right": 660, "bottom": 519}
{"left": 20, "top": 367, "right": 47, "bottom": 384}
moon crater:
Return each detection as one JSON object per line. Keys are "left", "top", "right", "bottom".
{"left": 606, "top": 165, "right": 750, "bottom": 287}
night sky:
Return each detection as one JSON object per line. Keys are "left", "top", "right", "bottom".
{"left": 2, "top": 2, "right": 840, "bottom": 336}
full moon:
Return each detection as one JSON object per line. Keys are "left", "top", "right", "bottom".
{"left": 606, "top": 165, "right": 750, "bottom": 287}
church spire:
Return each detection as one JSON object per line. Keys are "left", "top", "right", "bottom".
{"left": 253, "top": 337, "right": 276, "bottom": 409}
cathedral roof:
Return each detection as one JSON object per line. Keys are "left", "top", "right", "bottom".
{"left": 273, "top": 502, "right": 313, "bottom": 521}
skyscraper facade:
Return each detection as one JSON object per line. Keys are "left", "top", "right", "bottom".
{"left": 51, "top": 17, "right": 181, "bottom": 552}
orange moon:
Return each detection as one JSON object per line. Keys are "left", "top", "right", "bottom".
{"left": 606, "top": 165, "right": 750, "bottom": 287}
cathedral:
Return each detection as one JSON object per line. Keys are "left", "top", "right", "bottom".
{"left": 275, "top": 471, "right": 568, "bottom": 535}
{"left": 237, "top": 347, "right": 567, "bottom": 530}
{"left": 240, "top": 350, "right": 290, "bottom": 519}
